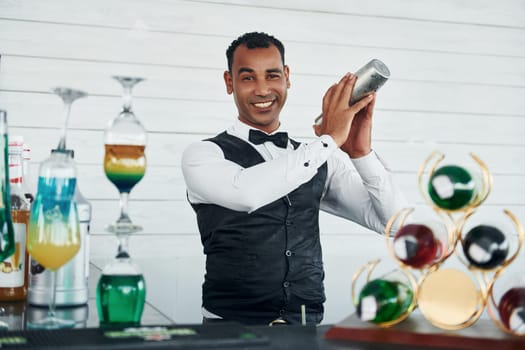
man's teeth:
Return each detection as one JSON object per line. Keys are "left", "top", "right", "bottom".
{"left": 254, "top": 101, "right": 273, "bottom": 108}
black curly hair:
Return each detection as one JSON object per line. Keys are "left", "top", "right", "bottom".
{"left": 226, "top": 32, "right": 285, "bottom": 72}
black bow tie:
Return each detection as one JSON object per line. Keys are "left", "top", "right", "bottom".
{"left": 249, "top": 129, "right": 289, "bottom": 148}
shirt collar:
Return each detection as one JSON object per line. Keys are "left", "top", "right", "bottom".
{"left": 229, "top": 118, "right": 288, "bottom": 142}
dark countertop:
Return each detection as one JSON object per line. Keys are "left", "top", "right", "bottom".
{"left": 0, "top": 322, "right": 519, "bottom": 350}
{"left": 0, "top": 265, "right": 522, "bottom": 349}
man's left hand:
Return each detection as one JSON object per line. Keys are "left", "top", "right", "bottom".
{"left": 340, "top": 94, "right": 376, "bottom": 158}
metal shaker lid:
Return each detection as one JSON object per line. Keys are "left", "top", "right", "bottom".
{"left": 367, "top": 59, "right": 390, "bottom": 78}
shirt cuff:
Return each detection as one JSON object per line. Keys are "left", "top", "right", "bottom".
{"left": 318, "top": 134, "right": 337, "bottom": 149}
{"left": 351, "top": 150, "right": 389, "bottom": 180}
{"left": 286, "top": 135, "right": 337, "bottom": 183}
{"left": 308, "top": 134, "right": 337, "bottom": 166}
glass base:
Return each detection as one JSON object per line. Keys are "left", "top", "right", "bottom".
{"left": 99, "top": 321, "right": 141, "bottom": 329}
{"left": 27, "top": 316, "right": 76, "bottom": 329}
{"left": 106, "top": 223, "right": 142, "bottom": 234}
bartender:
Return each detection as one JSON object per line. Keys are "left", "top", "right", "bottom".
{"left": 181, "top": 32, "right": 407, "bottom": 325}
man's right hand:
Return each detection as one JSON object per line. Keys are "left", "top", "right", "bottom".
{"left": 314, "top": 73, "right": 374, "bottom": 147}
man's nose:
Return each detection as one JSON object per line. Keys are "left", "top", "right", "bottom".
{"left": 254, "top": 80, "right": 270, "bottom": 96}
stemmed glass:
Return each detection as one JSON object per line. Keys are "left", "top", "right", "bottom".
{"left": 96, "top": 76, "right": 146, "bottom": 327}
{"left": 27, "top": 88, "right": 86, "bottom": 329}
{"left": 103, "top": 76, "right": 147, "bottom": 234}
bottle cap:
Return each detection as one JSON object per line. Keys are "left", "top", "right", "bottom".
{"left": 51, "top": 148, "right": 75, "bottom": 158}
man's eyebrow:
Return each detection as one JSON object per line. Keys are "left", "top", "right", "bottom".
{"left": 236, "top": 67, "right": 283, "bottom": 75}
{"left": 237, "top": 67, "right": 254, "bottom": 75}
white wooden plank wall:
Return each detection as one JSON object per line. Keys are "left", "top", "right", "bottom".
{"left": 1, "top": 0, "right": 524, "bottom": 324}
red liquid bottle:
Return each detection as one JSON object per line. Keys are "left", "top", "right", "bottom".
{"left": 393, "top": 224, "right": 441, "bottom": 268}
{"left": 498, "top": 287, "right": 525, "bottom": 334}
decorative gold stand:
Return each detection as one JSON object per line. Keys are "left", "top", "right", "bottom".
{"left": 350, "top": 151, "right": 525, "bottom": 336}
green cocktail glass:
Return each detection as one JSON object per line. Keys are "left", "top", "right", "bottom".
{"left": 97, "top": 261, "right": 146, "bottom": 327}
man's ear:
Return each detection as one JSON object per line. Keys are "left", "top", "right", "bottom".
{"left": 285, "top": 65, "right": 291, "bottom": 89}
{"left": 224, "top": 71, "right": 233, "bottom": 94}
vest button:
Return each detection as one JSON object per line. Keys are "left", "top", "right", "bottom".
{"left": 283, "top": 281, "right": 290, "bottom": 288}
{"left": 285, "top": 250, "right": 292, "bottom": 257}
{"left": 285, "top": 220, "right": 293, "bottom": 226}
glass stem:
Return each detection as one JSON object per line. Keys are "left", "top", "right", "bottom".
{"left": 48, "top": 270, "right": 57, "bottom": 319}
{"left": 122, "top": 86, "right": 133, "bottom": 112}
{"left": 117, "top": 233, "right": 130, "bottom": 258}
{"left": 118, "top": 192, "right": 132, "bottom": 224}
{"left": 57, "top": 102, "right": 72, "bottom": 151}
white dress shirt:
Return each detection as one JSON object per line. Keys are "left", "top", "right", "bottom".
{"left": 182, "top": 119, "right": 407, "bottom": 235}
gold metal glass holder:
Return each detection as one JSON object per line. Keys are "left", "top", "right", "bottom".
{"left": 350, "top": 150, "right": 524, "bottom": 336}
{"left": 456, "top": 209, "right": 524, "bottom": 278}
{"left": 384, "top": 207, "right": 457, "bottom": 270}
{"left": 417, "top": 151, "right": 493, "bottom": 224}
{"left": 351, "top": 259, "right": 418, "bottom": 328}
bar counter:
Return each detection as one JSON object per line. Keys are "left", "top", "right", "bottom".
{"left": 0, "top": 265, "right": 523, "bottom": 349}
{"left": 0, "top": 320, "right": 522, "bottom": 349}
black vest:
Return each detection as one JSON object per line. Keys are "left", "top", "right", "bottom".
{"left": 191, "top": 132, "right": 328, "bottom": 324}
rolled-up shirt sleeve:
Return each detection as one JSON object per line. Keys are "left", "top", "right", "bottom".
{"left": 181, "top": 135, "right": 337, "bottom": 213}
{"left": 320, "top": 149, "right": 408, "bottom": 234}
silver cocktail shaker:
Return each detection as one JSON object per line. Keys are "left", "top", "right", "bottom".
{"left": 314, "top": 58, "right": 390, "bottom": 126}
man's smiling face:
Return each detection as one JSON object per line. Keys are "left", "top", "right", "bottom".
{"left": 224, "top": 44, "right": 290, "bottom": 133}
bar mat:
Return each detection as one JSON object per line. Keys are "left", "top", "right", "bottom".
{"left": 0, "top": 322, "right": 269, "bottom": 349}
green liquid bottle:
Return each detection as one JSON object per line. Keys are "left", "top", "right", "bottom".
{"left": 428, "top": 165, "right": 476, "bottom": 210}
{"left": 356, "top": 279, "right": 414, "bottom": 323}
{"left": 96, "top": 258, "right": 146, "bottom": 327}
{"left": 0, "top": 111, "right": 16, "bottom": 262}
